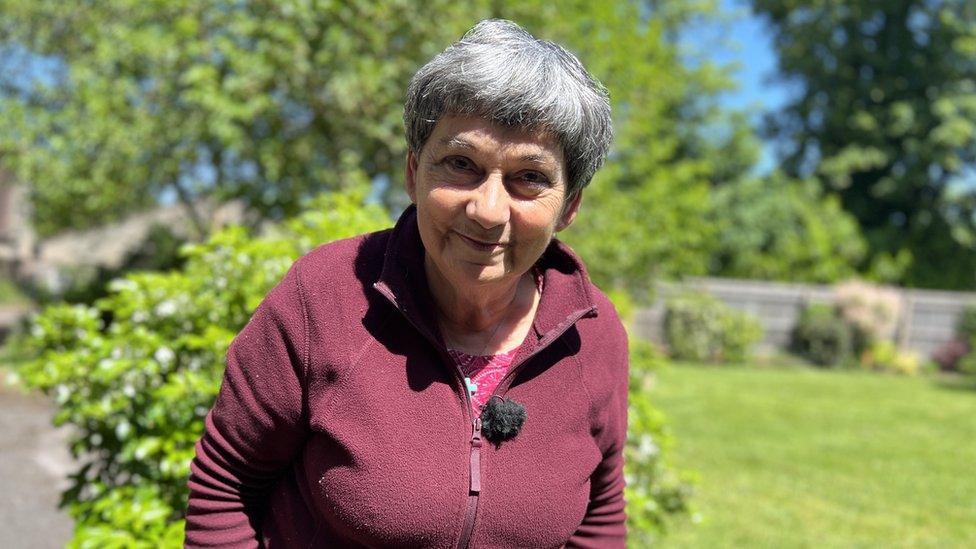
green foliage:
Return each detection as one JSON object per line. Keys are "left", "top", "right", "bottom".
{"left": 939, "top": 305, "right": 976, "bottom": 375}
{"left": 13, "top": 188, "right": 391, "bottom": 546}
{"left": 957, "top": 304, "right": 976, "bottom": 340}
{"left": 791, "top": 304, "right": 853, "bottom": 367}
{"left": 0, "top": 0, "right": 476, "bottom": 236}
{"left": 950, "top": 305, "right": 976, "bottom": 376}
{"left": 663, "top": 292, "right": 763, "bottom": 363}
{"left": 1, "top": 0, "right": 751, "bottom": 301}
{"left": 625, "top": 339, "right": 693, "bottom": 546}
{"left": 708, "top": 174, "right": 866, "bottom": 283}
{"left": 557, "top": 0, "right": 742, "bottom": 296}
{"left": 0, "top": 0, "right": 748, "bottom": 301}
{"left": 610, "top": 278, "right": 695, "bottom": 541}
{"left": 2, "top": 3, "right": 743, "bottom": 538}
{"left": 958, "top": 340, "right": 976, "bottom": 376}
{"left": 859, "top": 340, "right": 922, "bottom": 376}
{"left": 792, "top": 284, "right": 923, "bottom": 374}
{"left": 753, "top": 0, "right": 976, "bottom": 289}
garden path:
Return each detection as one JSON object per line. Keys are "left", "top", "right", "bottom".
{"left": 0, "top": 378, "right": 73, "bottom": 548}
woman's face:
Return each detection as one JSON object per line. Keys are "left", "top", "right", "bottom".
{"left": 406, "top": 115, "right": 581, "bottom": 290}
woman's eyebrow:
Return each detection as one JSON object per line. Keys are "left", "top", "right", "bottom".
{"left": 517, "top": 153, "right": 555, "bottom": 166}
{"left": 438, "top": 136, "right": 476, "bottom": 150}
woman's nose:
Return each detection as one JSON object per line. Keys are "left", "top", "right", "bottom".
{"left": 466, "top": 172, "right": 510, "bottom": 229}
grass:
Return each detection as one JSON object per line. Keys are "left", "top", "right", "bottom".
{"left": 652, "top": 363, "right": 976, "bottom": 548}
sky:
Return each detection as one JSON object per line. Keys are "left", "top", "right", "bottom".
{"left": 716, "top": 1, "right": 792, "bottom": 113}
{"left": 682, "top": 0, "right": 797, "bottom": 174}
{"left": 687, "top": 0, "right": 973, "bottom": 189}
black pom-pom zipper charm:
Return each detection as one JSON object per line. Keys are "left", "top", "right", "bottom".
{"left": 479, "top": 396, "right": 526, "bottom": 444}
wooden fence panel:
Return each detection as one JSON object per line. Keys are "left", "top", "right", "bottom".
{"left": 634, "top": 277, "right": 976, "bottom": 358}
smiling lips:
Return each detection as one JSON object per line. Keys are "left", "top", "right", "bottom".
{"left": 454, "top": 231, "right": 507, "bottom": 252}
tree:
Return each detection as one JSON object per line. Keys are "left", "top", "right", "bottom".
{"left": 502, "top": 1, "right": 747, "bottom": 297}
{"left": 1, "top": 0, "right": 752, "bottom": 299}
{"left": 0, "top": 0, "right": 474, "bottom": 236}
{"left": 752, "top": 0, "right": 976, "bottom": 289}
{"left": 708, "top": 173, "right": 866, "bottom": 283}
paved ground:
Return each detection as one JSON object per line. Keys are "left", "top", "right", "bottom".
{"left": 0, "top": 377, "right": 74, "bottom": 548}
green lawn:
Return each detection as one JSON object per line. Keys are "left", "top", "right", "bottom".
{"left": 652, "top": 364, "right": 976, "bottom": 548}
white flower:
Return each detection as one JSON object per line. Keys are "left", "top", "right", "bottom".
{"left": 154, "top": 347, "right": 175, "bottom": 365}
{"left": 155, "top": 300, "right": 177, "bottom": 317}
{"left": 108, "top": 279, "right": 137, "bottom": 292}
{"left": 115, "top": 420, "right": 132, "bottom": 440}
{"left": 638, "top": 435, "right": 659, "bottom": 458}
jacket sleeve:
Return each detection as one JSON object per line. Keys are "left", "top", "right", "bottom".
{"left": 185, "top": 262, "right": 310, "bottom": 548}
{"left": 567, "top": 315, "right": 629, "bottom": 548}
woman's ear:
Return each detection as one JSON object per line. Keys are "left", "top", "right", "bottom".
{"left": 405, "top": 151, "right": 419, "bottom": 204}
{"left": 556, "top": 191, "right": 582, "bottom": 232}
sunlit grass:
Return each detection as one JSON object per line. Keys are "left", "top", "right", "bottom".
{"left": 653, "top": 364, "right": 976, "bottom": 548}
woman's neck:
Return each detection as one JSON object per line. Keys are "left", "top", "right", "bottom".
{"left": 425, "top": 256, "right": 538, "bottom": 354}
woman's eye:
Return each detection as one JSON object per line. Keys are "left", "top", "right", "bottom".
{"left": 446, "top": 156, "right": 473, "bottom": 171}
{"left": 518, "top": 171, "right": 551, "bottom": 187}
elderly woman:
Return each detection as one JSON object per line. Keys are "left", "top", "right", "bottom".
{"left": 186, "top": 19, "right": 626, "bottom": 548}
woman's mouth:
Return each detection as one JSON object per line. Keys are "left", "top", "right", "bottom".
{"left": 454, "top": 231, "right": 506, "bottom": 252}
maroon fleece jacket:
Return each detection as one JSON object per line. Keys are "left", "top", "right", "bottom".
{"left": 185, "top": 206, "right": 629, "bottom": 548}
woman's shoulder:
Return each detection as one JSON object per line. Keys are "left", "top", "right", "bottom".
{"left": 300, "top": 228, "right": 392, "bottom": 271}
{"left": 292, "top": 227, "right": 394, "bottom": 288}
{"left": 545, "top": 238, "right": 627, "bottom": 337}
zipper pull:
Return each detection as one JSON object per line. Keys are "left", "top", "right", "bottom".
{"left": 472, "top": 417, "right": 483, "bottom": 445}
{"left": 470, "top": 417, "right": 482, "bottom": 493}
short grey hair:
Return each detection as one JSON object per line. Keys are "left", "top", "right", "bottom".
{"left": 404, "top": 19, "right": 612, "bottom": 198}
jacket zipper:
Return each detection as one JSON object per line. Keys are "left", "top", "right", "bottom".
{"left": 373, "top": 281, "right": 596, "bottom": 549}
{"left": 456, "top": 306, "right": 597, "bottom": 549}
{"left": 456, "top": 417, "right": 482, "bottom": 549}
{"left": 372, "top": 283, "right": 483, "bottom": 549}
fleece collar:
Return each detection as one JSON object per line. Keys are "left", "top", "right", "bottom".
{"left": 372, "top": 205, "right": 598, "bottom": 357}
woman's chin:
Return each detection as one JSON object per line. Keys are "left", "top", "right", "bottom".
{"left": 463, "top": 265, "right": 507, "bottom": 284}
{"left": 453, "top": 260, "right": 513, "bottom": 286}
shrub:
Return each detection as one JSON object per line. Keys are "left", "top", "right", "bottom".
{"left": 791, "top": 304, "right": 853, "bottom": 367}
{"left": 663, "top": 292, "right": 763, "bottom": 364}
{"left": 12, "top": 189, "right": 392, "bottom": 547}
{"left": 956, "top": 305, "right": 976, "bottom": 341}
{"left": 956, "top": 331, "right": 976, "bottom": 376}
{"left": 935, "top": 305, "right": 976, "bottom": 375}
{"left": 859, "top": 340, "right": 921, "bottom": 376}
{"left": 603, "top": 289, "right": 695, "bottom": 541}
{"left": 931, "top": 338, "right": 969, "bottom": 373}
{"left": 958, "top": 345, "right": 976, "bottom": 376}
{"left": 834, "top": 280, "right": 902, "bottom": 355}
{"left": 625, "top": 338, "right": 693, "bottom": 545}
